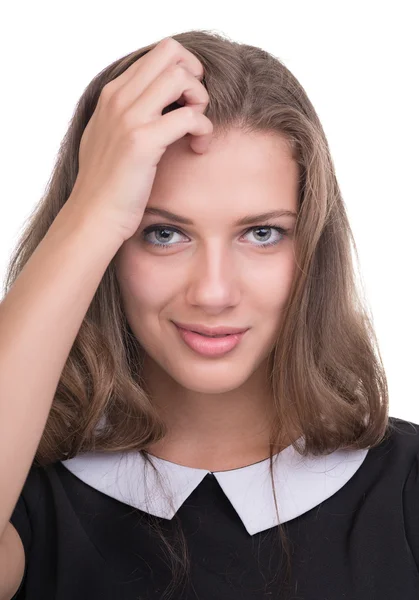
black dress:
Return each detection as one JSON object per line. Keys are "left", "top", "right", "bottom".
{"left": 9, "top": 415, "right": 419, "bottom": 599}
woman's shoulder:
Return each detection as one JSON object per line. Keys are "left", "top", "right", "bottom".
{"left": 361, "top": 415, "right": 419, "bottom": 482}
{"left": 385, "top": 416, "right": 419, "bottom": 573}
{"left": 385, "top": 415, "right": 419, "bottom": 457}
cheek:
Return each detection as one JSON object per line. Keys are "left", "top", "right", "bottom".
{"left": 248, "top": 255, "right": 296, "bottom": 305}
{"left": 251, "top": 258, "right": 295, "bottom": 346}
{"left": 116, "top": 253, "right": 174, "bottom": 315}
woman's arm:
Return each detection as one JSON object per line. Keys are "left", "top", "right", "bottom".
{"left": 0, "top": 196, "right": 123, "bottom": 543}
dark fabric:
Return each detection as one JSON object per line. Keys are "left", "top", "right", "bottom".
{"left": 10, "top": 416, "right": 419, "bottom": 599}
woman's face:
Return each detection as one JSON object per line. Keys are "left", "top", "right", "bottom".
{"left": 114, "top": 129, "right": 299, "bottom": 395}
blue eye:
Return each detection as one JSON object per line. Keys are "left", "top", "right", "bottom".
{"left": 141, "top": 224, "right": 290, "bottom": 250}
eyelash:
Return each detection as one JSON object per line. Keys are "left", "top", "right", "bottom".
{"left": 141, "top": 222, "right": 291, "bottom": 250}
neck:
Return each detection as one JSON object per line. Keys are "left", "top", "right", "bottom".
{"left": 141, "top": 355, "right": 290, "bottom": 472}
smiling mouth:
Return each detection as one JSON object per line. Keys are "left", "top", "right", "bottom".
{"left": 173, "top": 323, "right": 247, "bottom": 357}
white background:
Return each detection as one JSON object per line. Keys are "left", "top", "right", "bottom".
{"left": 0, "top": 1, "right": 417, "bottom": 423}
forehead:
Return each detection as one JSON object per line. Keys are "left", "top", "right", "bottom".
{"left": 147, "top": 129, "right": 299, "bottom": 220}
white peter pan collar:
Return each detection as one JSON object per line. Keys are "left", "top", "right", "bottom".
{"left": 60, "top": 439, "right": 369, "bottom": 536}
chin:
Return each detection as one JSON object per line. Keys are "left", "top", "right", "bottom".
{"left": 166, "top": 358, "right": 262, "bottom": 394}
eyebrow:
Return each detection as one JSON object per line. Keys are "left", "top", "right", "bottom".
{"left": 143, "top": 207, "right": 297, "bottom": 226}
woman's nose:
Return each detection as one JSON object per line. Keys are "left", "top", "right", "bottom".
{"left": 185, "top": 246, "right": 241, "bottom": 310}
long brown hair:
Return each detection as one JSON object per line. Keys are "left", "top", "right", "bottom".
{"left": 3, "top": 29, "right": 396, "bottom": 599}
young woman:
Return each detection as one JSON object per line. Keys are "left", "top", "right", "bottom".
{"left": 0, "top": 31, "right": 418, "bottom": 600}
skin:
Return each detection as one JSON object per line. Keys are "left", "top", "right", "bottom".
{"left": 114, "top": 128, "right": 300, "bottom": 472}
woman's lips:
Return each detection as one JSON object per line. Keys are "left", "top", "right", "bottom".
{"left": 173, "top": 323, "right": 247, "bottom": 357}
